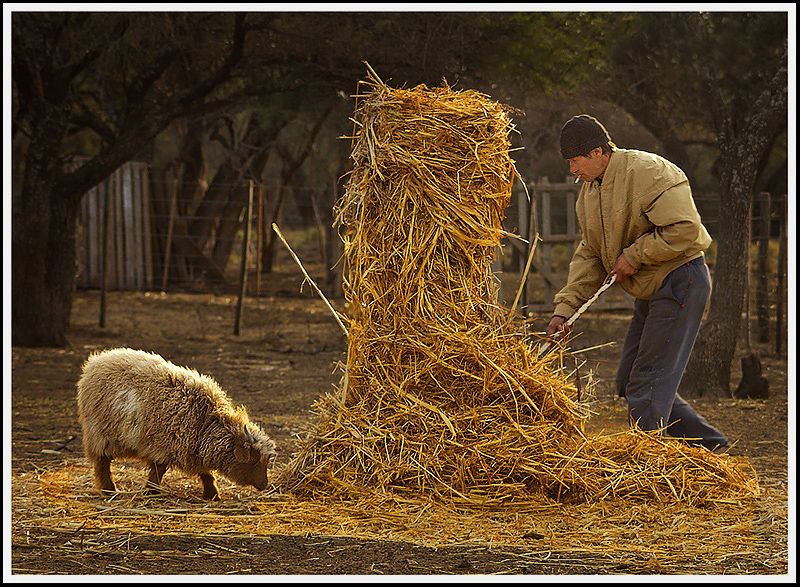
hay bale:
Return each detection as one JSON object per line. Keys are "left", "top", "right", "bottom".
{"left": 276, "top": 69, "right": 759, "bottom": 507}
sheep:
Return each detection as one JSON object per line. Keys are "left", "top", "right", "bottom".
{"left": 76, "top": 347, "right": 276, "bottom": 500}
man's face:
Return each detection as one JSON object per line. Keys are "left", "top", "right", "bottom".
{"left": 567, "top": 147, "right": 608, "bottom": 182}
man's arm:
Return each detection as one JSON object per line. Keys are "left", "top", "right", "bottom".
{"left": 552, "top": 239, "right": 606, "bottom": 320}
{"left": 622, "top": 182, "right": 711, "bottom": 269}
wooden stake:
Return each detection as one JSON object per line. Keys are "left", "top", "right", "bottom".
{"left": 510, "top": 233, "right": 540, "bottom": 313}
{"left": 161, "top": 172, "right": 178, "bottom": 291}
{"left": 256, "top": 181, "right": 264, "bottom": 296}
{"left": 775, "top": 193, "right": 787, "bottom": 355}
{"left": 99, "top": 178, "right": 111, "bottom": 328}
{"left": 234, "top": 180, "right": 254, "bottom": 336}
{"left": 272, "top": 222, "right": 349, "bottom": 337}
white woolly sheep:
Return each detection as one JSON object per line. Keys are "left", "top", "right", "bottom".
{"left": 76, "top": 347, "right": 276, "bottom": 500}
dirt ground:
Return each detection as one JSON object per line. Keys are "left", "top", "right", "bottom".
{"left": 7, "top": 255, "right": 792, "bottom": 577}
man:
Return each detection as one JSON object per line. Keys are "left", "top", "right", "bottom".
{"left": 547, "top": 114, "right": 728, "bottom": 452}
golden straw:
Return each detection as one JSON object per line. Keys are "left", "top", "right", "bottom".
{"left": 274, "top": 67, "right": 759, "bottom": 510}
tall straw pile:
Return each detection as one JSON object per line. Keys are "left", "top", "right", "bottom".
{"left": 275, "top": 69, "right": 759, "bottom": 508}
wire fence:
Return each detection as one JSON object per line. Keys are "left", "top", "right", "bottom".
{"left": 75, "top": 162, "right": 341, "bottom": 295}
{"left": 74, "top": 163, "right": 788, "bottom": 351}
{"left": 502, "top": 181, "right": 788, "bottom": 354}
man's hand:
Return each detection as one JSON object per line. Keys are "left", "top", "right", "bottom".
{"left": 546, "top": 315, "right": 570, "bottom": 338}
{"left": 613, "top": 254, "right": 638, "bottom": 282}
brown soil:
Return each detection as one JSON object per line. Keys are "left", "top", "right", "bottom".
{"left": 8, "top": 261, "right": 790, "bottom": 576}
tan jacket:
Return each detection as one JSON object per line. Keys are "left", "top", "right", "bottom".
{"left": 552, "top": 148, "right": 712, "bottom": 318}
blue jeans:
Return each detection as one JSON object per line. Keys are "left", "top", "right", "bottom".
{"left": 616, "top": 257, "right": 728, "bottom": 450}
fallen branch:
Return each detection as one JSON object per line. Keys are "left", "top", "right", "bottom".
{"left": 271, "top": 222, "right": 349, "bottom": 337}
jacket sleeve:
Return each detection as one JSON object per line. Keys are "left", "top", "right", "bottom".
{"left": 552, "top": 239, "right": 607, "bottom": 318}
{"left": 621, "top": 182, "right": 712, "bottom": 269}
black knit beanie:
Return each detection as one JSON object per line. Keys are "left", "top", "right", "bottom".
{"left": 559, "top": 114, "right": 612, "bottom": 159}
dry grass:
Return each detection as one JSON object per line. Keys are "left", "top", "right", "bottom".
{"left": 11, "top": 461, "right": 785, "bottom": 572}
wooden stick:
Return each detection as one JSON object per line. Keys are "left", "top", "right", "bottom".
{"left": 537, "top": 273, "right": 616, "bottom": 358}
{"left": 160, "top": 172, "right": 178, "bottom": 291}
{"left": 256, "top": 182, "right": 264, "bottom": 296}
{"left": 272, "top": 223, "right": 349, "bottom": 337}
{"left": 234, "top": 181, "right": 254, "bottom": 336}
{"left": 99, "top": 178, "right": 111, "bottom": 328}
{"left": 510, "top": 233, "right": 539, "bottom": 313}
{"left": 775, "top": 193, "right": 786, "bottom": 355}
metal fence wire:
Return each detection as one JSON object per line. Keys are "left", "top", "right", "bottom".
{"left": 75, "top": 162, "right": 341, "bottom": 297}
{"left": 75, "top": 163, "right": 788, "bottom": 350}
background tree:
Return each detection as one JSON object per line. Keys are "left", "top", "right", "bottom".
{"left": 12, "top": 12, "right": 254, "bottom": 345}
{"left": 11, "top": 11, "right": 583, "bottom": 346}
{"left": 11, "top": 10, "right": 789, "bottom": 362}
{"left": 587, "top": 12, "right": 788, "bottom": 395}
{"left": 680, "top": 14, "right": 787, "bottom": 396}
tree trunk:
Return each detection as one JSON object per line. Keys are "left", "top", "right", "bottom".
{"left": 190, "top": 161, "right": 240, "bottom": 252}
{"left": 260, "top": 105, "right": 334, "bottom": 274}
{"left": 680, "top": 184, "right": 751, "bottom": 396}
{"left": 211, "top": 197, "right": 247, "bottom": 275}
{"left": 261, "top": 183, "right": 286, "bottom": 274}
{"left": 12, "top": 104, "right": 81, "bottom": 347}
{"left": 681, "top": 44, "right": 787, "bottom": 396}
{"left": 12, "top": 176, "right": 79, "bottom": 347}
{"left": 148, "top": 163, "right": 175, "bottom": 285}
{"left": 176, "top": 123, "right": 208, "bottom": 216}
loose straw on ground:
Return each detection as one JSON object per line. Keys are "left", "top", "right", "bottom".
{"left": 14, "top": 462, "right": 783, "bottom": 573}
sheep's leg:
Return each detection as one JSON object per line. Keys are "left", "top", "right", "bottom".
{"left": 93, "top": 455, "right": 116, "bottom": 495}
{"left": 145, "top": 461, "right": 168, "bottom": 495}
{"left": 199, "top": 472, "right": 220, "bottom": 501}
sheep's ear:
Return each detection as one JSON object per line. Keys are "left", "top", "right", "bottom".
{"left": 234, "top": 440, "right": 252, "bottom": 463}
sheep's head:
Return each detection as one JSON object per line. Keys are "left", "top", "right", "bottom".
{"left": 225, "top": 422, "right": 277, "bottom": 491}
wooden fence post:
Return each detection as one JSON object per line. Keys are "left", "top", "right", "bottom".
{"left": 524, "top": 185, "right": 539, "bottom": 313}
{"left": 540, "top": 176, "right": 553, "bottom": 306}
{"left": 140, "top": 163, "right": 154, "bottom": 289}
{"left": 564, "top": 174, "right": 577, "bottom": 258}
{"left": 516, "top": 187, "right": 528, "bottom": 278}
{"left": 756, "top": 192, "right": 771, "bottom": 343}
{"left": 256, "top": 181, "right": 264, "bottom": 296}
{"left": 326, "top": 175, "right": 344, "bottom": 299}
{"left": 234, "top": 180, "right": 254, "bottom": 336}
{"left": 99, "top": 178, "right": 111, "bottom": 328}
{"left": 514, "top": 188, "right": 529, "bottom": 311}
{"left": 775, "top": 193, "right": 787, "bottom": 355}
{"left": 113, "top": 167, "right": 125, "bottom": 289}
{"left": 161, "top": 172, "right": 179, "bottom": 291}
